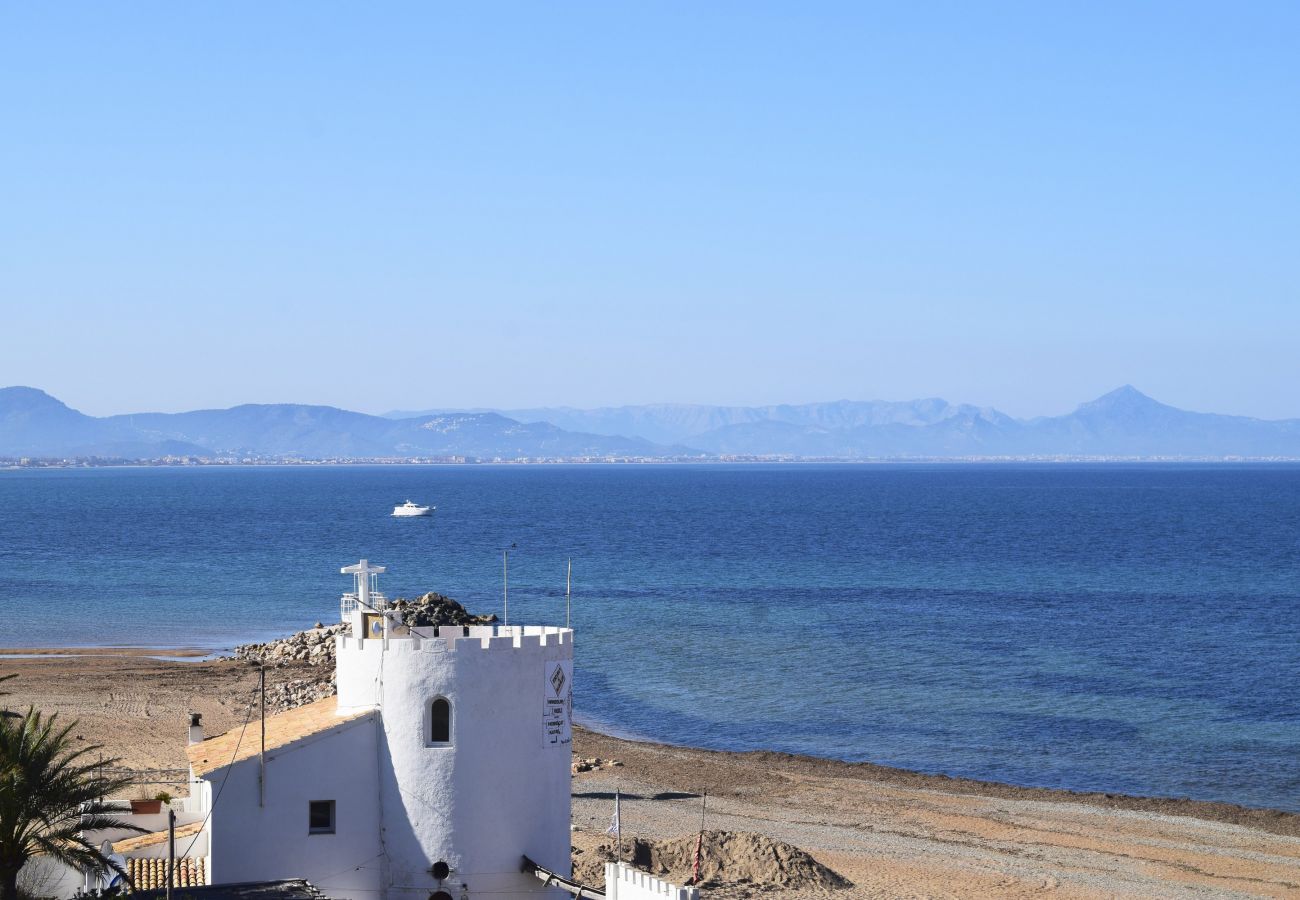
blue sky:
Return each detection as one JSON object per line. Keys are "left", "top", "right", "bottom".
{"left": 2, "top": 2, "right": 1297, "bottom": 418}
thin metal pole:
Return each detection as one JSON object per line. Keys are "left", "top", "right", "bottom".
{"left": 690, "top": 791, "right": 708, "bottom": 885}
{"left": 166, "top": 806, "right": 175, "bottom": 900}
{"left": 566, "top": 558, "right": 572, "bottom": 629}
{"left": 259, "top": 666, "right": 266, "bottom": 807}
{"left": 503, "top": 548, "right": 509, "bottom": 626}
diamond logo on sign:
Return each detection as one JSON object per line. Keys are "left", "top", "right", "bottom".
{"left": 543, "top": 661, "right": 573, "bottom": 748}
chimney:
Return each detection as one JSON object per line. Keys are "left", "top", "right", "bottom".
{"left": 188, "top": 712, "right": 204, "bottom": 745}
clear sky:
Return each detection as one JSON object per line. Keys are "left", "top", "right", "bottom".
{"left": 2, "top": 2, "right": 1297, "bottom": 419}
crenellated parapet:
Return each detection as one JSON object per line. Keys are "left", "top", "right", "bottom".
{"left": 336, "top": 624, "right": 573, "bottom": 657}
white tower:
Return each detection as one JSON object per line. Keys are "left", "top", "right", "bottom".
{"left": 335, "top": 561, "right": 573, "bottom": 899}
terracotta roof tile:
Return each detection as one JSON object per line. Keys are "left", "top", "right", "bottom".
{"left": 126, "top": 855, "right": 206, "bottom": 890}
{"left": 186, "top": 696, "right": 372, "bottom": 777}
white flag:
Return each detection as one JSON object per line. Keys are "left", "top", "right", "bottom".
{"left": 606, "top": 790, "right": 621, "bottom": 839}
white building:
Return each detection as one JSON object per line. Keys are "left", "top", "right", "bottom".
{"left": 45, "top": 559, "right": 701, "bottom": 900}
{"left": 175, "top": 559, "right": 575, "bottom": 900}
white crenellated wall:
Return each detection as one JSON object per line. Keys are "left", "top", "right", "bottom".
{"left": 336, "top": 624, "right": 574, "bottom": 899}
{"left": 604, "top": 862, "right": 701, "bottom": 900}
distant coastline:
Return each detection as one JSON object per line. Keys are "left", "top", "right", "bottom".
{"left": 7, "top": 455, "right": 1300, "bottom": 469}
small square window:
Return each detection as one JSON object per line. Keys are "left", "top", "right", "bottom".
{"left": 309, "top": 800, "right": 335, "bottom": 834}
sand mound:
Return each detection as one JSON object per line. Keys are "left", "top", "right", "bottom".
{"left": 575, "top": 830, "right": 851, "bottom": 890}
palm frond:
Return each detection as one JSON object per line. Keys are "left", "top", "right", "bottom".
{"left": 0, "top": 705, "right": 146, "bottom": 892}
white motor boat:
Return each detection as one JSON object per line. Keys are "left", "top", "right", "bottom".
{"left": 392, "top": 500, "right": 435, "bottom": 517}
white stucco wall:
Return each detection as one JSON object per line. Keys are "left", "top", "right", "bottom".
{"left": 206, "top": 713, "right": 382, "bottom": 900}
{"left": 337, "top": 625, "right": 574, "bottom": 899}
{"left": 199, "top": 624, "right": 573, "bottom": 900}
{"left": 16, "top": 855, "right": 83, "bottom": 900}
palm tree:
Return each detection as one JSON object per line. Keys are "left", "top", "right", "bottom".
{"left": 0, "top": 707, "right": 145, "bottom": 900}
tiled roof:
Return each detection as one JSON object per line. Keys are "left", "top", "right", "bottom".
{"left": 114, "top": 820, "right": 203, "bottom": 853}
{"left": 126, "top": 855, "right": 206, "bottom": 891}
{"left": 130, "top": 879, "right": 331, "bottom": 899}
{"left": 186, "top": 696, "right": 372, "bottom": 777}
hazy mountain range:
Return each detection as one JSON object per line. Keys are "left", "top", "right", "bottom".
{"left": 398, "top": 387, "right": 1300, "bottom": 458}
{"left": 0, "top": 387, "right": 673, "bottom": 460}
{"left": 5, "top": 385, "right": 1300, "bottom": 460}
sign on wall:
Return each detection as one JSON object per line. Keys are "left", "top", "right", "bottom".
{"left": 543, "top": 660, "right": 573, "bottom": 748}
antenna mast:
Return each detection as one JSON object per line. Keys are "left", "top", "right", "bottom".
{"left": 501, "top": 543, "right": 517, "bottom": 626}
{"left": 259, "top": 666, "right": 266, "bottom": 807}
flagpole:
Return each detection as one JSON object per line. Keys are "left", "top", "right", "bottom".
{"left": 605, "top": 787, "right": 623, "bottom": 861}
{"left": 690, "top": 791, "right": 707, "bottom": 885}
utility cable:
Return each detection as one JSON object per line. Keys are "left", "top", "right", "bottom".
{"left": 175, "top": 679, "right": 261, "bottom": 861}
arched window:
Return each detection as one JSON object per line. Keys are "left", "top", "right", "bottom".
{"left": 431, "top": 697, "right": 452, "bottom": 744}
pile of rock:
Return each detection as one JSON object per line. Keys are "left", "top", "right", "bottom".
{"left": 233, "top": 626, "right": 341, "bottom": 714}
{"left": 391, "top": 592, "right": 498, "bottom": 629}
{"left": 262, "top": 676, "right": 336, "bottom": 714}
{"left": 231, "top": 593, "right": 494, "bottom": 669}
{"left": 572, "top": 756, "right": 623, "bottom": 775}
{"left": 230, "top": 592, "right": 495, "bottom": 714}
{"left": 234, "top": 624, "right": 345, "bottom": 668}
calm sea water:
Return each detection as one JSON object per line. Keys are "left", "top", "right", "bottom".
{"left": 1, "top": 464, "right": 1298, "bottom": 811}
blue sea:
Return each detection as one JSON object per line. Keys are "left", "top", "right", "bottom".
{"left": 2, "top": 464, "right": 1298, "bottom": 812}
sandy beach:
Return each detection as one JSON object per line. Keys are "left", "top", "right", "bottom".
{"left": 2, "top": 650, "right": 1298, "bottom": 899}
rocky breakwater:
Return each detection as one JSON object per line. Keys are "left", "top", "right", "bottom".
{"left": 232, "top": 592, "right": 497, "bottom": 713}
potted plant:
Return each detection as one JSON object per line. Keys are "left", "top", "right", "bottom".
{"left": 129, "top": 794, "right": 162, "bottom": 814}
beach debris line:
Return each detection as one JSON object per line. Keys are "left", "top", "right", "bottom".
{"left": 574, "top": 830, "right": 852, "bottom": 891}
{"left": 573, "top": 756, "right": 623, "bottom": 775}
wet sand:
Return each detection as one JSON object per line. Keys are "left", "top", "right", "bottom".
{"left": 2, "top": 652, "right": 1298, "bottom": 898}
{"left": 0, "top": 647, "right": 213, "bottom": 658}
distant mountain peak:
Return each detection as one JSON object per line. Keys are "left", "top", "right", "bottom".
{"left": 0, "top": 385, "right": 87, "bottom": 420}
{"left": 1077, "top": 385, "right": 1163, "bottom": 413}
{"left": 0, "top": 385, "right": 68, "bottom": 407}
{"left": 1105, "top": 384, "right": 1149, "bottom": 400}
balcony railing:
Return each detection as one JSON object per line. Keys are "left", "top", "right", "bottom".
{"left": 340, "top": 591, "right": 389, "bottom": 621}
